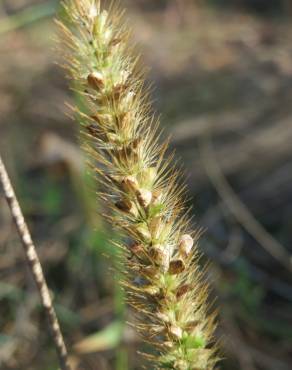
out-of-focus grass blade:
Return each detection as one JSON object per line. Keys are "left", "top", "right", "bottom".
{"left": 0, "top": 282, "right": 23, "bottom": 300}
{"left": 55, "top": 304, "right": 81, "bottom": 330}
{"left": 116, "top": 347, "right": 129, "bottom": 370}
{"left": 0, "top": 334, "right": 13, "bottom": 345}
{"left": 0, "top": 1, "right": 57, "bottom": 35}
{"left": 74, "top": 320, "right": 124, "bottom": 354}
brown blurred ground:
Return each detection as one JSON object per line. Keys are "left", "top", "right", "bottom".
{"left": 0, "top": 1, "right": 292, "bottom": 369}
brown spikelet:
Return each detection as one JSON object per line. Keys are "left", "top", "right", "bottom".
{"left": 87, "top": 71, "right": 105, "bottom": 90}
{"left": 57, "top": 1, "right": 219, "bottom": 369}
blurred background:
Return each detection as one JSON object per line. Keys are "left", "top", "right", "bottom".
{"left": 1, "top": 0, "right": 292, "bottom": 369}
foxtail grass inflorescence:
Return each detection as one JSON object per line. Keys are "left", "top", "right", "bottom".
{"left": 57, "top": 1, "right": 218, "bottom": 368}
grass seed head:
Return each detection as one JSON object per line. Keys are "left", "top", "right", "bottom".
{"left": 57, "top": 0, "right": 219, "bottom": 368}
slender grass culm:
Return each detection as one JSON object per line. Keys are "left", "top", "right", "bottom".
{"left": 57, "top": 1, "right": 219, "bottom": 369}
{"left": 0, "top": 155, "right": 71, "bottom": 370}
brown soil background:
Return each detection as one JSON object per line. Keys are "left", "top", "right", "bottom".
{"left": 0, "top": 1, "right": 292, "bottom": 369}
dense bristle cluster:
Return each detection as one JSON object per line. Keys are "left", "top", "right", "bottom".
{"left": 57, "top": 1, "right": 218, "bottom": 368}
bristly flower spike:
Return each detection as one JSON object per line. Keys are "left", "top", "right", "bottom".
{"left": 57, "top": 1, "right": 219, "bottom": 368}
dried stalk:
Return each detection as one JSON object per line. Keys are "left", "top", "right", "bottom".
{"left": 199, "top": 135, "right": 292, "bottom": 273}
{"left": 0, "top": 154, "right": 71, "bottom": 370}
{"left": 57, "top": 1, "right": 219, "bottom": 368}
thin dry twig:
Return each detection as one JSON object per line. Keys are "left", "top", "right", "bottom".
{"left": 0, "top": 153, "right": 72, "bottom": 370}
{"left": 199, "top": 134, "right": 292, "bottom": 273}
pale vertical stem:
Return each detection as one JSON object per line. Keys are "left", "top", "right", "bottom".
{"left": 0, "top": 154, "right": 72, "bottom": 370}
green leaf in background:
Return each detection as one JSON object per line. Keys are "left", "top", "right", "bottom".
{"left": 42, "top": 183, "right": 62, "bottom": 216}
{"left": 0, "top": 282, "right": 23, "bottom": 301}
{"left": 74, "top": 320, "right": 124, "bottom": 354}
{"left": 0, "top": 334, "right": 13, "bottom": 345}
{"left": 0, "top": 1, "right": 57, "bottom": 35}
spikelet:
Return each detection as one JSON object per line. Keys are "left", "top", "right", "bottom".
{"left": 57, "top": 1, "right": 219, "bottom": 368}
